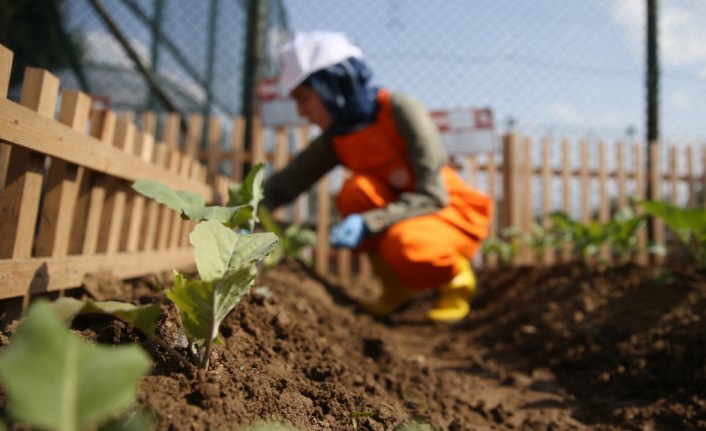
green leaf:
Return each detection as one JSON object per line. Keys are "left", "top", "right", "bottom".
{"left": 167, "top": 266, "right": 256, "bottom": 343}
{"left": 189, "top": 220, "right": 278, "bottom": 281}
{"left": 0, "top": 301, "right": 151, "bottom": 431}
{"left": 182, "top": 204, "right": 250, "bottom": 227}
{"left": 49, "top": 297, "right": 161, "bottom": 336}
{"left": 81, "top": 301, "right": 162, "bottom": 336}
{"left": 132, "top": 179, "right": 205, "bottom": 213}
{"left": 237, "top": 163, "right": 266, "bottom": 223}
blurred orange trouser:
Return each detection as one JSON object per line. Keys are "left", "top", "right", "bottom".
{"left": 335, "top": 168, "right": 492, "bottom": 291}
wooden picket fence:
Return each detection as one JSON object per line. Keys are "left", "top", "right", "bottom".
{"left": 2, "top": 40, "right": 706, "bottom": 301}
{"left": 0, "top": 45, "right": 231, "bottom": 301}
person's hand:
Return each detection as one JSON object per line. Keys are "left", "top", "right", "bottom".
{"left": 329, "top": 214, "right": 366, "bottom": 249}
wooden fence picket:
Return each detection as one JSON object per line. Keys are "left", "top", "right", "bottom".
{"left": 35, "top": 90, "right": 91, "bottom": 257}
{"left": 0, "top": 45, "right": 12, "bottom": 189}
{"left": 0, "top": 68, "right": 58, "bottom": 259}
{"left": 79, "top": 109, "right": 116, "bottom": 254}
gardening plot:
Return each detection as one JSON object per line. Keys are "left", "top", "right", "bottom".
{"left": 1, "top": 258, "right": 704, "bottom": 430}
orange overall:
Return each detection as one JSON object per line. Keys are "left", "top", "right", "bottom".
{"left": 333, "top": 91, "right": 493, "bottom": 291}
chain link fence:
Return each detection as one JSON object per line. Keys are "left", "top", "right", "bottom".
{"left": 2, "top": 0, "right": 705, "bottom": 147}
{"left": 282, "top": 0, "right": 706, "bottom": 147}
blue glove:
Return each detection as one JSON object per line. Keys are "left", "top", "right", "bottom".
{"left": 329, "top": 214, "right": 366, "bottom": 249}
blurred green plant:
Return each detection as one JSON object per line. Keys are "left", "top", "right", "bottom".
{"left": 0, "top": 301, "right": 151, "bottom": 431}
{"left": 638, "top": 199, "right": 706, "bottom": 266}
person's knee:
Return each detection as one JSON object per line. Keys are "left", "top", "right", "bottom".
{"left": 336, "top": 174, "right": 393, "bottom": 216}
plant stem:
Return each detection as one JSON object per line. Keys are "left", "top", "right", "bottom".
{"left": 149, "top": 335, "right": 194, "bottom": 369}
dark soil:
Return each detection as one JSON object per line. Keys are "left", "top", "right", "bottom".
{"left": 1, "top": 259, "right": 706, "bottom": 430}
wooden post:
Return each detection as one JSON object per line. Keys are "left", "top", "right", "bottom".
{"left": 686, "top": 146, "right": 695, "bottom": 208}
{"left": 251, "top": 116, "right": 266, "bottom": 166}
{"left": 634, "top": 144, "right": 648, "bottom": 265}
{"left": 559, "top": 138, "right": 572, "bottom": 261}
{"left": 484, "top": 151, "right": 498, "bottom": 268}
{"left": 0, "top": 45, "right": 13, "bottom": 189}
{"left": 184, "top": 113, "right": 203, "bottom": 159}
{"left": 206, "top": 116, "right": 222, "bottom": 186}
{"left": 616, "top": 142, "right": 627, "bottom": 210}
{"left": 597, "top": 141, "right": 610, "bottom": 263}
{"left": 0, "top": 68, "right": 59, "bottom": 259}
{"left": 79, "top": 109, "right": 116, "bottom": 254}
{"left": 669, "top": 145, "right": 678, "bottom": 205}
{"left": 579, "top": 139, "right": 590, "bottom": 224}
{"left": 540, "top": 137, "right": 553, "bottom": 265}
{"left": 125, "top": 131, "right": 154, "bottom": 252}
{"left": 230, "top": 116, "right": 246, "bottom": 183}
{"left": 98, "top": 117, "right": 135, "bottom": 253}
{"left": 293, "top": 124, "right": 310, "bottom": 225}
{"left": 35, "top": 90, "right": 91, "bottom": 257}
{"left": 315, "top": 175, "right": 330, "bottom": 276}
{"left": 501, "top": 133, "right": 523, "bottom": 232}
{"left": 160, "top": 114, "right": 181, "bottom": 250}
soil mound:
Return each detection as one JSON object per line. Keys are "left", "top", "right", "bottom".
{"left": 1, "top": 259, "right": 705, "bottom": 430}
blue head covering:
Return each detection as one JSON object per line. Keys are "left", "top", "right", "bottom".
{"left": 303, "top": 57, "right": 379, "bottom": 134}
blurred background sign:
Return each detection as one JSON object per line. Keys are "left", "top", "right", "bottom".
{"left": 257, "top": 77, "right": 304, "bottom": 127}
{"left": 431, "top": 108, "right": 496, "bottom": 154}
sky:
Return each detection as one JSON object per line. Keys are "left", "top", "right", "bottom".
{"left": 282, "top": 0, "right": 706, "bottom": 145}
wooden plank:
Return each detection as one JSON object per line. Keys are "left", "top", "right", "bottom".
{"left": 160, "top": 114, "right": 181, "bottom": 249}
{"left": 0, "top": 44, "right": 12, "bottom": 96}
{"left": 184, "top": 113, "right": 202, "bottom": 158}
{"left": 486, "top": 151, "right": 497, "bottom": 239}
{"left": 560, "top": 138, "right": 572, "bottom": 261}
{"left": 616, "top": 142, "right": 627, "bottom": 209}
{"left": 315, "top": 175, "right": 330, "bottom": 276}
{"left": 336, "top": 248, "right": 351, "bottom": 280}
{"left": 140, "top": 142, "right": 168, "bottom": 251}
{"left": 140, "top": 111, "right": 157, "bottom": 136}
{"left": 521, "top": 137, "right": 533, "bottom": 263}
{"left": 540, "top": 137, "right": 552, "bottom": 265}
{"left": 579, "top": 139, "right": 589, "bottom": 223}
{"left": 467, "top": 154, "right": 478, "bottom": 186}
{"left": 669, "top": 145, "right": 678, "bottom": 205}
{"left": 561, "top": 138, "right": 571, "bottom": 214}
{"left": 206, "top": 116, "right": 222, "bottom": 183}
{"left": 273, "top": 126, "right": 289, "bottom": 220}
{"left": 126, "top": 132, "right": 154, "bottom": 252}
{"left": 597, "top": 141, "right": 610, "bottom": 262}
{"left": 0, "top": 68, "right": 59, "bottom": 259}
{"left": 230, "top": 116, "right": 245, "bottom": 182}
{"left": 163, "top": 113, "right": 181, "bottom": 149}
{"left": 293, "top": 124, "right": 309, "bottom": 224}
{"left": 597, "top": 141, "right": 608, "bottom": 222}
{"left": 0, "top": 248, "right": 195, "bottom": 300}
{"left": 35, "top": 90, "right": 91, "bottom": 257}
{"left": 78, "top": 109, "right": 116, "bottom": 254}
{"left": 0, "top": 98, "right": 211, "bottom": 196}
{"left": 501, "top": 133, "right": 523, "bottom": 230}
{"left": 686, "top": 146, "right": 695, "bottom": 207}
{"left": 274, "top": 126, "right": 288, "bottom": 170}
{"left": 0, "top": 45, "right": 13, "bottom": 189}
{"left": 168, "top": 151, "right": 185, "bottom": 249}
{"left": 98, "top": 118, "right": 134, "bottom": 253}
{"left": 252, "top": 116, "right": 266, "bottom": 165}
{"left": 634, "top": 144, "right": 648, "bottom": 265}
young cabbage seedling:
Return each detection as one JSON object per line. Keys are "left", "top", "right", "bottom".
{"left": 0, "top": 301, "right": 151, "bottom": 431}
{"left": 638, "top": 200, "right": 706, "bottom": 267}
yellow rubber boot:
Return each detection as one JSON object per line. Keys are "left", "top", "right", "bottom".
{"left": 358, "top": 253, "right": 414, "bottom": 317}
{"left": 426, "top": 257, "right": 476, "bottom": 323}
